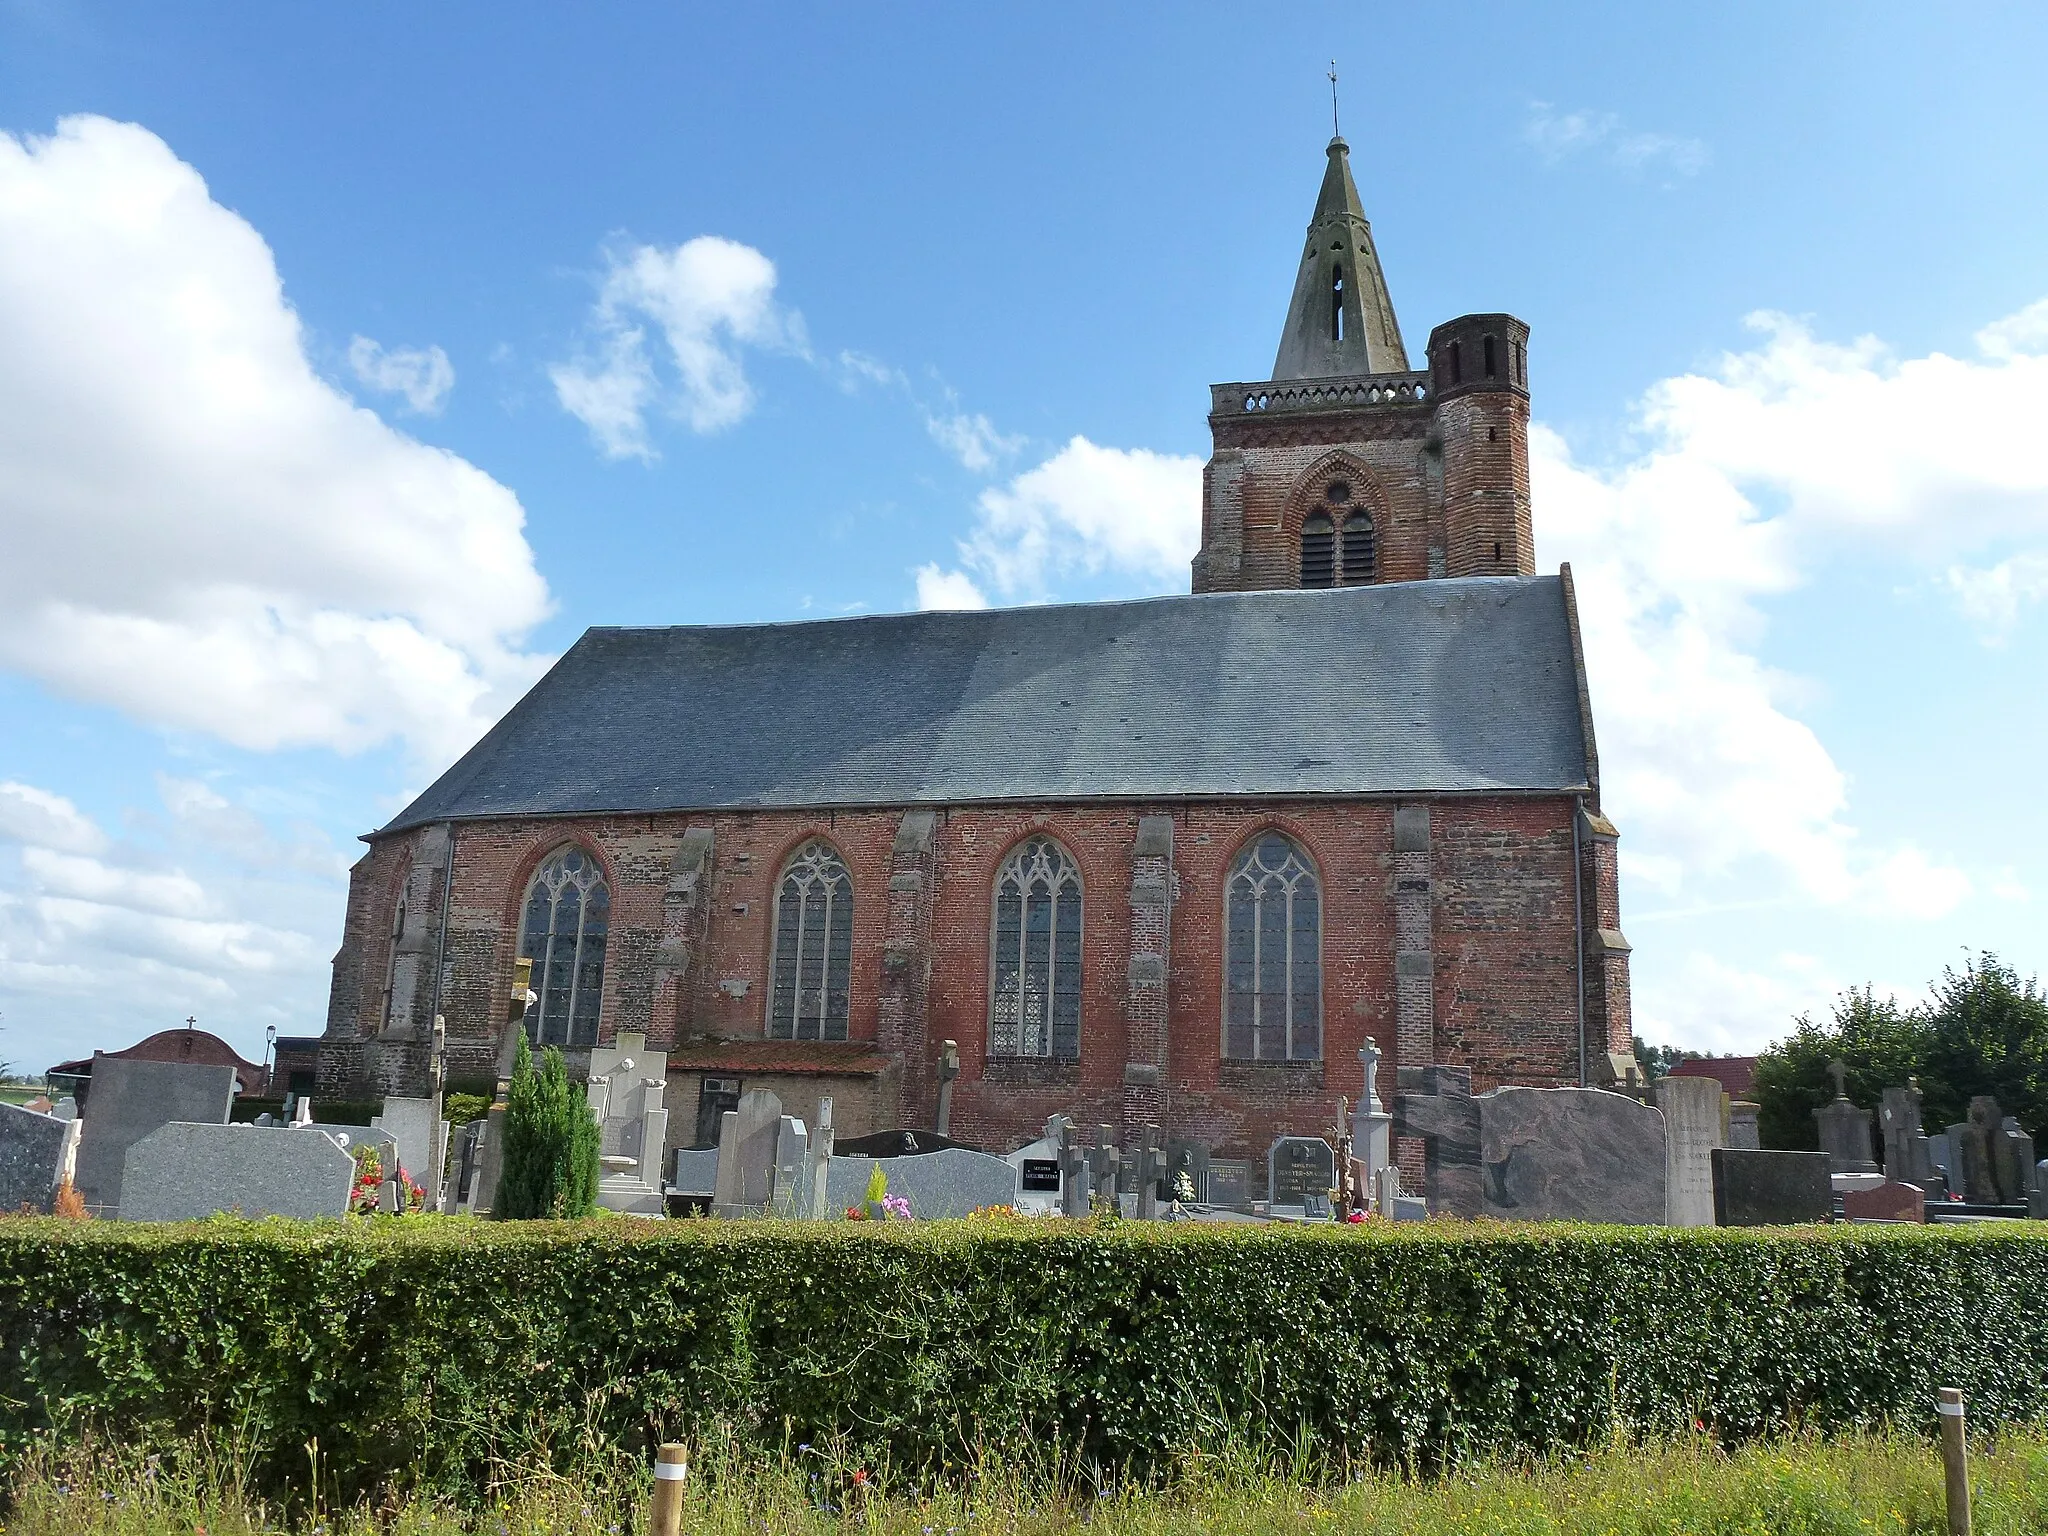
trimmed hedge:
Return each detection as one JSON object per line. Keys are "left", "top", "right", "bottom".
{"left": 1, "top": 1219, "right": 2045, "bottom": 1498}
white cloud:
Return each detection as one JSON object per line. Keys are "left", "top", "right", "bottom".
{"left": 912, "top": 564, "right": 989, "bottom": 611}
{"left": 0, "top": 782, "right": 108, "bottom": 857}
{"left": 1941, "top": 551, "right": 2048, "bottom": 638}
{"left": 347, "top": 335, "right": 454, "bottom": 414}
{"left": 0, "top": 115, "right": 552, "bottom": 763}
{"left": 156, "top": 775, "right": 348, "bottom": 879}
{"left": 1539, "top": 300, "right": 2048, "bottom": 926}
{"left": 925, "top": 410, "right": 1024, "bottom": 474}
{"left": 1631, "top": 950, "right": 1849, "bottom": 1055}
{"left": 942, "top": 435, "right": 1203, "bottom": 601}
{"left": 550, "top": 235, "right": 806, "bottom": 458}
{"left": 0, "top": 776, "right": 333, "bottom": 1069}
{"left": 1524, "top": 102, "right": 1708, "bottom": 178}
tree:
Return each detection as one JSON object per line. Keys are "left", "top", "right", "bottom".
{"left": 493, "top": 1033, "right": 601, "bottom": 1220}
{"left": 1632, "top": 1037, "right": 1702, "bottom": 1081}
{"left": 1751, "top": 956, "right": 2048, "bottom": 1150}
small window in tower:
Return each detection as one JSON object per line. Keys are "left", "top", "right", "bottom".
{"left": 1493, "top": 540, "right": 1502, "bottom": 563}
{"left": 1300, "top": 515, "right": 1335, "bottom": 588}
{"left": 1331, "top": 264, "right": 1345, "bottom": 342}
{"left": 1488, "top": 427, "right": 1497, "bottom": 443}
{"left": 1449, "top": 341, "right": 1462, "bottom": 385}
{"left": 1341, "top": 513, "right": 1376, "bottom": 584}
{"left": 1513, "top": 340, "right": 1525, "bottom": 383}
{"left": 1484, "top": 335, "right": 1498, "bottom": 379}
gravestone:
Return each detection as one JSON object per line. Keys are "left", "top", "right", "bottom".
{"left": 1163, "top": 1139, "right": 1210, "bottom": 1203}
{"left": 1056, "top": 1122, "right": 1088, "bottom": 1215}
{"left": 822, "top": 1147, "right": 1019, "bottom": 1218}
{"left": 772, "top": 1115, "right": 809, "bottom": 1215}
{"left": 1840, "top": 1179, "right": 1925, "bottom": 1223}
{"left": 1482, "top": 1086, "right": 1667, "bottom": 1224}
{"left": 1352, "top": 1041, "right": 1393, "bottom": 1189}
{"left": 1813, "top": 1061, "right": 1878, "bottom": 1174}
{"left": 1726, "top": 1100, "right": 1761, "bottom": 1150}
{"left": 2031, "top": 1161, "right": 2048, "bottom": 1221}
{"left": 1393, "top": 1066, "right": 1483, "bottom": 1217}
{"left": 1945, "top": 1114, "right": 1999, "bottom": 1204}
{"left": 1878, "top": 1082, "right": 1934, "bottom": 1188}
{"left": 804, "top": 1097, "right": 837, "bottom": 1219}
{"left": 371, "top": 1096, "right": 443, "bottom": 1185}
{"left": 1989, "top": 1109, "right": 2035, "bottom": 1206}
{"left": 1711, "top": 1148, "right": 1832, "bottom": 1226}
{"left": 72, "top": 1057, "right": 236, "bottom": 1216}
{"left": 0, "top": 1101, "right": 77, "bottom": 1213}
{"left": 1655, "top": 1075, "right": 1723, "bottom": 1227}
{"left": 118, "top": 1123, "right": 354, "bottom": 1221}
{"left": 1003, "top": 1123, "right": 1063, "bottom": 1214}
{"left": 713, "top": 1088, "right": 781, "bottom": 1214}
{"left": 586, "top": 1032, "right": 672, "bottom": 1215}
{"left": 669, "top": 1145, "right": 720, "bottom": 1195}
{"left": 1204, "top": 1159, "right": 1252, "bottom": 1209}
{"left": 1087, "top": 1126, "right": 1122, "bottom": 1210}
{"left": 1266, "top": 1136, "right": 1336, "bottom": 1210}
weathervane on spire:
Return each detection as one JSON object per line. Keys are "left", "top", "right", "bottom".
{"left": 1328, "top": 60, "right": 1340, "bottom": 137}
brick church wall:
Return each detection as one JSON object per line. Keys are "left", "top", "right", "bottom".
{"left": 321, "top": 792, "right": 1608, "bottom": 1163}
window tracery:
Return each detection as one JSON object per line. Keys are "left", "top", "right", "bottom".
{"left": 1223, "top": 833, "right": 1322, "bottom": 1061}
{"left": 516, "top": 846, "right": 609, "bottom": 1048}
{"left": 990, "top": 835, "right": 1082, "bottom": 1059}
{"left": 769, "top": 841, "right": 853, "bottom": 1042}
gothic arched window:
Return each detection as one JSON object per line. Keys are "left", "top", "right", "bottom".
{"left": 1341, "top": 513, "right": 1376, "bottom": 584}
{"left": 1299, "top": 514, "right": 1335, "bottom": 588}
{"left": 990, "top": 835, "right": 1082, "bottom": 1060}
{"left": 769, "top": 841, "right": 853, "bottom": 1042}
{"left": 517, "top": 846, "right": 609, "bottom": 1048}
{"left": 1330, "top": 263, "right": 1346, "bottom": 341}
{"left": 1224, "top": 833, "right": 1322, "bottom": 1062}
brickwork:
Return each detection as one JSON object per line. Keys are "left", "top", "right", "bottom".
{"left": 323, "top": 793, "right": 1607, "bottom": 1162}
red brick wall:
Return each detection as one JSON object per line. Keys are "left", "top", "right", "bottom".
{"left": 321, "top": 794, "right": 1610, "bottom": 1161}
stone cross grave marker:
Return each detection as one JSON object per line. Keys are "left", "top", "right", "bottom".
{"left": 1814, "top": 1060, "right": 1879, "bottom": 1173}
{"left": 1353, "top": 1041, "right": 1392, "bottom": 1189}
{"left": 1655, "top": 1074, "right": 1723, "bottom": 1227}
{"left": 1878, "top": 1080, "right": 1934, "bottom": 1189}
{"left": 1135, "top": 1124, "right": 1164, "bottom": 1220}
{"left": 1057, "top": 1120, "right": 1087, "bottom": 1216}
{"left": 805, "top": 1096, "right": 836, "bottom": 1219}
{"left": 1393, "top": 1065, "right": 1483, "bottom": 1217}
{"left": 1088, "top": 1124, "right": 1120, "bottom": 1212}
{"left": 73, "top": 1057, "right": 236, "bottom": 1217}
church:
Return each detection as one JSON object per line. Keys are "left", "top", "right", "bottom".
{"left": 318, "top": 133, "right": 1634, "bottom": 1166}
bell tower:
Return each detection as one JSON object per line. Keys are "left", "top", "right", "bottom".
{"left": 1191, "top": 138, "right": 1536, "bottom": 594}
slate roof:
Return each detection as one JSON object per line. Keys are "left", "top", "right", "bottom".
{"left": 380, "top": 576, "right": 1593, "bottom": 836}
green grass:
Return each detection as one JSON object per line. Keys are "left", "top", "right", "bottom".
{"left": 10, "top": 1430, "right": 2048, "bottom": 1535}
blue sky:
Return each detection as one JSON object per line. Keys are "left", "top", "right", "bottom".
{"left": 2, "top": 3, "right": 2045, "bottom": 1074}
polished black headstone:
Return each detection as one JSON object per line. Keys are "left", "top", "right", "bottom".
{"left": 1711, "top": 1147, "right": 1832, "bottom": 1226}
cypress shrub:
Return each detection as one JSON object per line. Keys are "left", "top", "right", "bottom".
{"left": 492, "top": 1035, "right": 600, "bottom": 1220}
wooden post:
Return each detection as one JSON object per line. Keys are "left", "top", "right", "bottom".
{"left": 1938, "top": 1387, "right": 1970, "bottom": 1536}
{"left": 650, "top": 1442, "right": 687, "bottom": 1536}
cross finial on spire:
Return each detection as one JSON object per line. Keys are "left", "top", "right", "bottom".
{"left": 1328, "top": 60, "right": 1340, "bottom": 137}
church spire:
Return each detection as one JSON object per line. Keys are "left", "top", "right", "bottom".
{"left": 1271, "top": 136, "right": 1408, "bottom": 379}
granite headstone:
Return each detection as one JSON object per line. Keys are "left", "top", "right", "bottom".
{"left": 72, "top": 1056, "right": 236, "bottom": 1217}
{"left": 0, "top": 1101, "right": 76, "bottom": 1213}
{"left": 1482, "top": 1085, "right": 1668, "bottom": 1224}
{"left": 1711, "top": 1148, "right": 1832, "bottom": 1226}
{"left": 1394, "top": 1065, "right": 1483, "bottom": 1217}
{"left": 1266, "top": 1137, "right": 1336, "bottom": 1210}
{"left": 713, "top": 1088, "right": 782, "bottom": 1214}
{"left": 1726, "top": 1100, "right": 1762, "bottom": 1151}
{"left": 822, "top": 1147, "right": 1018, "bottom": 1218}
{"left": 118, "top": 1123, "right": 355, "bottom": 1221}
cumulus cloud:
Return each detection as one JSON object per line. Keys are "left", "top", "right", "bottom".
{"left": 919, "top": 436, "right": 1203, "bottom": 605}
{"left": 925, "top": 410, "right": 1024, "bottom": 474}
{"left": 347, "top": 335, "right": 455, "bottom": 414}
{"left": 912, "top": 564, "right": 990, "bottom": 610}
{"left": 550, "top": 235, "right": 806, "bottom": 458}
{"left": 0, "top": 115, "right": 552, "bottom": 764}
{"left": 1524, "top": 102, "right": 1708, "bottom": 178}
{"left": 0, "top": 777, "right": 333, "bottom": 1069}
{"left": 1535, "top": 297, "right": 2048, "bottom": 1046}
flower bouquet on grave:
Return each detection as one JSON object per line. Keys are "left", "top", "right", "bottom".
{"left": 349, "top": 1144, "right": 385, "bottom": 1215}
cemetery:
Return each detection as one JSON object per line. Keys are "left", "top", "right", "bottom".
{"left": 4, "top": 1006, "right": 2048, "bottom": 1535}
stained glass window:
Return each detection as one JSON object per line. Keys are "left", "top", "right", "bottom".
{"left": 1224, "top": 833, "right": 1321, "bottom": 1061}
{"left": 990, "top": 836, "right": 1082, "bottom": 1060}
{"left": 769, "top": 842, "right": 853, "bottom": 1042}
{"left": 516, "top": 846, "right": 609, "bottom": 1048}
